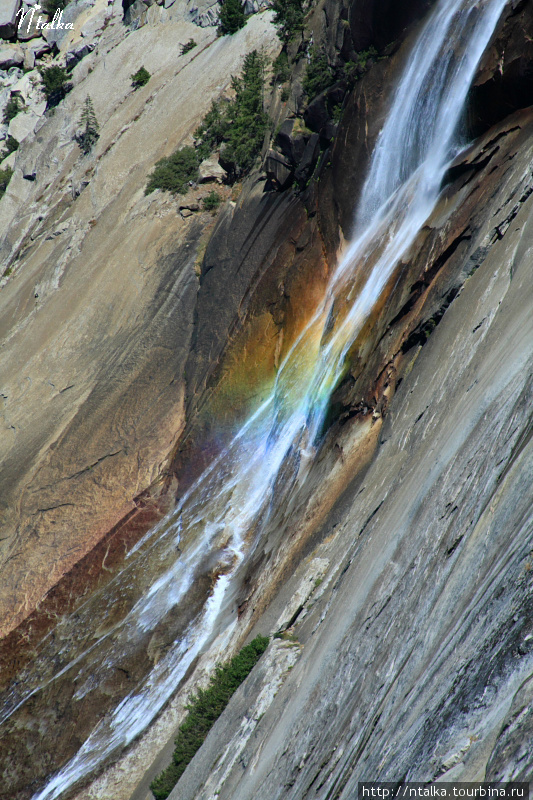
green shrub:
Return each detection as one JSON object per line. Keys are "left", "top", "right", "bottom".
{"left": 77, "top": 96, "right": 99, "bottom": 155}
{"left": 180, "top": 38, "right": 197, "bottom": 55}
{"left": 202, "top": 190, "right": 221, "bottom": 211}
{"left": 0, "top": 167, "right": 13, "bottom": 200}
{"left": 131, "top": 66, "right": 151, "bottom": 88}
{"left": 150, "top": 636, "right": 269, "bottom": 800}
{"left": 342, "top": 47, "right": 378, "bottom": 81}
{"left": 39, "top": 65, "right": 72, "bottom": 108}
{"left": 2, "top": 136, "right": 19, "bottom": 160}
{"left": 272, "top": 0, "right": 304, "bottom": 43}
{"left": 42, "top": 0, "right": 68, "bottom": 17}
{"left": 218, "top": 0, "right": 245, "bottom": 35}
{"left": 3, "top": 95, "right": 23, "bottom": 124}
{"left": 272, "top": 50, "right": 290, "bottom": 83}
{"left": 5, "top": 136, "right": 19, "bottom": 154}
{"left": 145, "top": 145, "right": 199, "bottom": 195}
{"left": 303, "top": 46, "right": 333, "bottom": 98}
{"left": 331, "top": 102, "right": 343, "bottom": 122}
{"left": 355, "top": 46, "right": 377, "bottom": 70}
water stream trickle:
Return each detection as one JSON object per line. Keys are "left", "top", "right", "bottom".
{"left": 5, "top": 1, "right": 510, "bottom": 797}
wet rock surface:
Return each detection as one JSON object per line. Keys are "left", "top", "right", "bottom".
{"left": 348, "top": 0, "right": 435, "bottom": 51}
{"left": 469, "top": 0, "right": 533, "bottom": 137}
{"left": 170, "top": 106, "right": 533, "bottom": 800}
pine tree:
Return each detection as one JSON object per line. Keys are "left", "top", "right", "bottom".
{"left": 222, "top": 49, "right": 269, "bottom": 175}
{"left": 217, "top": 0, "right": 245, "bottom": 35}
{"left": 77, "top": 96, "right": 99, "bottom": 155}
{"left": 272, "top": 0, "right": 304, "bottom": 43}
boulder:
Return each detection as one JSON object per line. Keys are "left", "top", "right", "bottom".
{"left": 243, "top": 0, "right": 269, "bottom": 13}
{"left": 0, "top": 0, "right": 21, "bottom": 39}
{"left": 22, "top": 37, "right": 50, "bottom": 69}
{"left": 5, "top": 64, "right": 22, "bottom": 81}
{"left": 5, "top": 69, "right": 46, "bottom": 114}
{"left": 319, "top": 119, "right": 337, "bottom": 146}
{"left": 123, "top": 0, "right": 147, "bottom": 27}
{"left": 303, "top": 92, "right": 329, "bottom": 133}
{"left": 0, "top": 149, "right": 16, "bottom": 169}
{"left": 8, "top": 107, "right": 40, "bottom": 141}
{"left": 198, "top": 155, "right": 226, "bottom": 183}
{"left": 265, "top": 148, "right": 293, "bottom": 189}
{"left": 66, "top": 41, "right": 94, "bottom": 69}
{"left": 294, "top": 133, "right": 320, "bottom": 184}
{"left": 10, "top": 69, "right": 44, "bottom": 103}
{"left": 179, "top": 202, "right": 200, "bottom": 218}
{"left": 326, "top": 83, "right": 346, "bottom": 106}
{"left": 275, "top": 118, "right": 309, "bottom": 165}
{"left": 80, "top": 9, "right": 108, "bottom": 39}
{"left": 187, "top": 0, "right": 219, "bottom": 28}
{"left": 0, "top": 77, "right": 18, "bottom": 120}
{"left": 41, "top": 0, "right": 89, "bottom": 47}
{"left": 0, "top": 44, "right": 24, "bottom": 69}
{"left": 16, "top": 3, "right": 42, "bottom": 40}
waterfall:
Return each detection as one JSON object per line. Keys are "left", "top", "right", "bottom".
{"left": 14, "top": 0, "right": 509, "bottom": 797}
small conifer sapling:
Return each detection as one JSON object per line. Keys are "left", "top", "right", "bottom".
{"left": 77, "top": 96, "right": 99, "bottom": 155}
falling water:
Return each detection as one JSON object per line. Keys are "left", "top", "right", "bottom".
{"left": 4, "top": 0, "right": 509, "bottom": 797}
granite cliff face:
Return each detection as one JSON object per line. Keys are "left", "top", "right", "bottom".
{"left": 0, "top": 2, "right": 279, "bottom": 641}
{"left": 1, "top": 0, "right": 533, "bottom": 798}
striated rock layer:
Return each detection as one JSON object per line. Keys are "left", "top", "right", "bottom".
{"left": 0, "top": 7, "right": 280, "bottom": 640}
